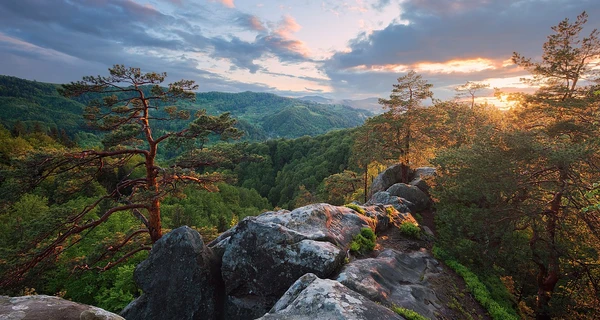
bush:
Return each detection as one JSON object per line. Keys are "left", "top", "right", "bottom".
{"left": 349, "top": 227, "right": 376, "bottom": 254}
{"left": 345, "top": 203, "right": 365, "bottom": 215}
{"left": 392, "top": 306, "right": 428, "bottom": 320}
{"left": 399, "top": 221, "right": 421, "bottom": 239}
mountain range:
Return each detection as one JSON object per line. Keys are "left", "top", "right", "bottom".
{"left": 0, "top": 75, "right": 373, "bottom": 140}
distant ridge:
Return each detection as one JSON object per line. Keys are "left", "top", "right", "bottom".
{"left": 298, "top": 95, "right": 384, "bottom": 114}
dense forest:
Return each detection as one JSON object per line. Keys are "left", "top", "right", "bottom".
{"left": 1, "top": 12, "right": 600, "bottom": 320}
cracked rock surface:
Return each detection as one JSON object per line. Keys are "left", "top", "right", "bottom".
{"left": 337, "top": 249, "right": 443, "bottom": 319}
{"left": 257, "top": 273, "right": 404, "bottom": 320}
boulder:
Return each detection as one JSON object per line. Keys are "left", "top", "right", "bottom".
{"left": 121, "top": 226, "right": 222, "bottom": 320}
{"left": 367, "top": 191, "right": 414, "bottom": 213}
{"left": 220, "top": 203, "right": 373, "bottom": 319}
{"left": 386, "top": 183, "right": 432, "bottom": 212}
{"left": 369, "top": 164, "right": 412, "bottom": 197}
{"left": 257, "top": 273, "right": 404, "bottom": 320}
{"left": 0, "top": 295, "right": 123, "bottom": 320}
{"left": 337, "top": 249, "right": 443, "bottom": 319}
{"left": 409, "top": 167, "right": 436, "bottom": 193}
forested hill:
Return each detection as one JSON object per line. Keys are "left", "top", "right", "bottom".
{"left": 0, "top": 75, "right": 85, "bottom": 135}
{"left": 0, "top": 75, "right": 371, "bottom": 140}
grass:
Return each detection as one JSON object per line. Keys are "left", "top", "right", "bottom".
{"left": 345, "top": 203, "right": 365, "bottom": 215}
{"left": 349, "top": 227, "right": 376, "bottom": 254}
{"left": 392, "top": 306, "right": 429, "bottom": 320}
{"left": 432, "top": 246, "right": 519, "bottom": 320}
{"left": 399, "top": 221, "right": 421, "bottom": 239}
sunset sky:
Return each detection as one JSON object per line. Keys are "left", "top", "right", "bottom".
{"left": 1, "top": 0, "right": 599, "bottom": 103}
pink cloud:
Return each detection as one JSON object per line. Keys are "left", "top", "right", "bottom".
{"left": 275, "top": 15, "right": 302, "bottom": 37}
{"left": 211, "top": 0, "right": 234, "bottom": 8}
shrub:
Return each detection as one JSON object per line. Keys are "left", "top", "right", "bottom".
{"left": 399, "top": 221, "right": 421, "bottom": 239}
{"left": 439, "top": 257, "right": 519, "bottom": 320}
{"left": 392, "top": 306, "right": 429, "bottom": 320}
{"left": 345, "top": 203, "right": 365, "bottom": 215}
{"left": 349, "top": 227, "right": 376, "bottom": 254}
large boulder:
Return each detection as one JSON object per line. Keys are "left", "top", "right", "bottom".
{"left": 386, "top": 183, "right": 432, "bottom": 212}
{"left": 0, "top": 295, "right": 123, "bottom": 320}
{"left": 220, "top": 204, "right": 373, "bottom": 319}
{"left": 366, "top": 191, "right": 414, "bottom": 213}
{"left": 121, "top": 226, "right": 222, "bottom": 320}
{"left": 337, "top": 249, "right": 443, "bottom": 319}
{"left": 369, "top": 164, "right": 412, "bottom": 197}
{"left": 257, "top": 273, "right": 404, "bottom": 320}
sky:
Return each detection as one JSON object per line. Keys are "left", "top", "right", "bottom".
{"left": 1, "top": 0, "right": 599, "bottom": 103}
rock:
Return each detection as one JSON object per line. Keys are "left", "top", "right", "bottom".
{"left": 121, "top": 226, "right": 222, "bottom": 320}
{"left": 337, "top": 249, "right": 443, "bottom": 319}
{"left": 386, "top": 183, "right": 432, "bottom": 212}
{"left": 369, "top": 164, "right": 412, "bottom": 197}
{"left": 220, "top": 203, "right": 373, "bottom": 319}
{"left": 409, "top": 167, "right": 436, "bottom": 193}
{"left": 0, "top": 295, "right": 123, "bottom": 320}
{"left": 367, "top": 191, "right": 414, "bottom": 213}
{"left": 360, "top": 204, "right": 414, "bottom": 233}
{"left": 412, "top": 167, "right": 436, "bottom": 181}
{"left": 257, "top": 273, "right": 404, "bottom": 320}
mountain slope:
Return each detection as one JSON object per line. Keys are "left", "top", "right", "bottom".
{"left": 0, "top": 76, "right": 371, "bottom": 140}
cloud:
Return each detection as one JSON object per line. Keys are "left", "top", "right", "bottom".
{"left": 209, "top": 0, "right": 235, "bottom": 8}
{"left": 323, "top": 0, "right": 600, "bottom": 97}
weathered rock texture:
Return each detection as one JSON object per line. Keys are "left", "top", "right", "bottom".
{"left": 386, "top": 183, "right": 432, "bottom": 212}
{"left": 219, "top": 203, "right": 373, "bottom": 319}
{"left": 0, "top": 295, "right": 123, "bottom": 320}
{"left": 369, "top": 164, "right": 412, "bottom": 197}
{"left": 409, "top": 167, "right": 436, "bottom": 193}
{"left": 121, "top": 226, "right": 222, "bottom": 320}
{"left": 367, "top": 191, "right": 414, "bottom": 213}
{"left": 257, "top": 273, "right": 404, "bottom": 320}
{"left": 337, "top": 249, "right": 443, "bottom": 319}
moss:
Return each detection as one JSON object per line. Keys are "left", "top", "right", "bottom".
{"left": 349, "top": 227, "right": 376, "bottom": 254}
{"left": 399, "top": 221, "right": 421, "bottom": 239}
{"left": 392, "top": 306, "right": 429, "bottom": 320}
{"left": 345, "top": 203, "right": 365, "bottom": 215}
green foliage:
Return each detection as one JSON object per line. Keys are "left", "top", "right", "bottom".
{"left": 433, "top": 247, "right": 519, "bottom": 320}
{"left": 345, "top": 203, "right": 365, "bottom": 214}
{"left": 349, "top": 228, "right": 376, "bottom": 255}
{"left": 161, "top": 184, "right": 271, "bottom": 232}
{"left": 235, "top": 129, "right": 356, "bottom": 208}
{"left": 398, "top": 222, "right": 421, "bottom": 239}
{"left": 391, "top": 306, "right": 429, "bottom": 320}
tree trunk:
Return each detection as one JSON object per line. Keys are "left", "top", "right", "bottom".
{"left": 535, "top": 177, "right": 564, "bottom": 319}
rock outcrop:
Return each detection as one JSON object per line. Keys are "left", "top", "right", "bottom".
{"left": 121, "top": 226, "right": 222, "bottom": 320}
{"left": 337, "top": 249, "right": 443, "bottom": 319}
{"left": 367, "top": 166, "right": 436, "bottom": 213}
{"left": 387, "top": 183, "right": 432, "bottom": 212}
{"left": 219, "top": 203, "right": 373, "bottom": 319}
{"left": 369, "top": 164, "right": 412, "bottom": 197}
{"left": 257, "top": 273, "right": 404, "bottom": 320}
{"left": 0, "top": 295, "right": 124, "bottom": 320}
{"left": 367, "top": 191, "right": 414, "bottom": 213}
{"left": 119, "top": 200, "right": 452, "bottom": 320}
